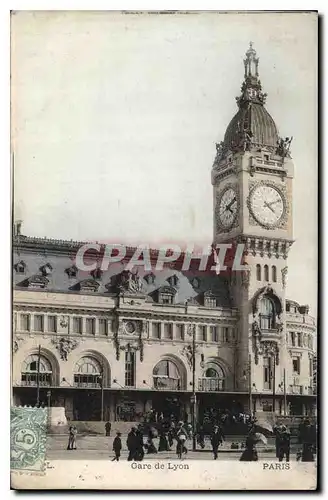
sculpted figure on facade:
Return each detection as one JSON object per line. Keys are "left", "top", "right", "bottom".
{"left": 52, "top": 337, "right": 78, "bottom": 361}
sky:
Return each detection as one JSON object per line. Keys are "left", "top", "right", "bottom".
{"left": 11, "top": 11, "right": 317, "bottom": 314}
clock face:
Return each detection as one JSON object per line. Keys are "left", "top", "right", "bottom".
{"left": 249, "top": 184, "right": 285, "bottom": 227}
{"left": 216, "top": 187, "right": 239, "bottom": 229}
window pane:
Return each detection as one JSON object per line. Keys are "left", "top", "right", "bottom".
{"left": 86, "top": 318, "right": 95, "bottom": 335}
{"left": 256, "top": 264, "right": 261, "bottom": 281}
{"left": 99, "top": 319, "right": 107, "bottom": 336}
{"left": 125, "top": 351, "right": 135, "bottom": 387}
{"left": 73, "top": 317, "right": 82, "bottom": 334}
{"left": 176, "top": 324, "right": 184, "bottom": 340}
{"left": 152, "top": 322, "right": 160, "bottom": 338}
{"left": 34, "top": 315, "right": 44, "bottom": 332}
{"left": 48, "top": 315, "right": 57, "bottom": 333}
{"left": 20, "top": 314, "right": 30, "bottom": 331}
{"left": 163, "top": 323, "right": 173, "bottom": 339}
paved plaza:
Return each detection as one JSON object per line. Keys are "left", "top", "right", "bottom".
{"left": 46, "top": 434, "right": 299, "bottom": 462}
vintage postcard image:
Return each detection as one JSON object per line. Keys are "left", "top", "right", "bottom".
{"left": 11, "top": 11, "right": 318, "bottom": 490}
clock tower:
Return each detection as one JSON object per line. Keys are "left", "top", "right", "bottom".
{"left": 211, "top": 43, "right": 295, "bottom": 411}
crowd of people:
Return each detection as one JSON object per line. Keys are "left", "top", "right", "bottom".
{"left": 240, "top": 417, "right": 317, "bottom": 462}
{"left": 66, "top": 413, "right": 317, "bottom": 463}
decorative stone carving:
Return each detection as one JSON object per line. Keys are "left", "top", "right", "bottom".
{"left": 215, "top": 141, "right": 225, "bottom": 162}
{"left": 120, "top": 342, "right": 139, "bottom": 353}
{"left": 65, "top": 264, "right": 78, "bottom": 278}
{"left": 187, "top": 323, "right": 196, "bottom": 337}
{"left": 59, "top": 316, "right": 68, "bottom": 329}
{"left": 181, "top": 345, "right": 193, "bottom": 369}
{"left": 123, "top": 320, "right": 138, "bottom": 335}
{"left": 276, "top": 136, "right": 293, "bottom": 159}
{"left": 51, "top": 337, "right": 78, "bottom": 361}
{"left": 281, "top": 266, "right": 288, "bottom": 289}
{"left": 241, "top": 267, "right": 250, "bottom": 290}
{"left": 252, "top": 320, "right": 280, "bottom": 365}
{"left": 118, "top": 270, "right": 144, "bottom": 295}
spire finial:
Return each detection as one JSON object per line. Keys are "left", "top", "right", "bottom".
{"left": 236, "top": 44, "right": 267, "bottom": 108}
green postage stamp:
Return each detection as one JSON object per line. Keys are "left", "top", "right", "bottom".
{"left": 10, "top": 407, "right": 48, "bottom": 472}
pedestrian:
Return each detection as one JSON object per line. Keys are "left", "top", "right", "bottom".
{"left": 105, "top": 421, "right": 111, "bottom": 437}
{"left": 210, "top": 425, "right": 224, "bottom": 460}
{"left": 135, "top": 424, "right": 145, "bottom": 461}
{"left": 239, "top": 428, "right": 258, "bottom": 462}
{"left": 126, "top": 427, "right": 138, "bottom": 461}
{"left": 158, "top": 429, "right": 170, "bottom": 452}
{"left": 275, "top": 424, "right": 291, "bottom": 462}
{"left": 298, "top": 417, "right": 316, "bottom": 462}
{"left": 112, "top": 431, "right": 122, "bottom": 461}
{"left": 176, "top": 421, "right": 188, "bottom": 458}
{"left": 67, "top": 425, "right": 77, "bottom": 450}
{"left": 146, "top": 427, "right": 158, "bottom": 455}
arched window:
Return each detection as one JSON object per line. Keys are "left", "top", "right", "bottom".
{"left": 153, "top": 360, "right": 181, "bottom": 390}
{"left": 21, "top": 354, "right": 52, "bottom": 386}
{"left": 272, "top": 265, "right": 277, "bottom": 283}
{"left": 199, "top": 363, "right": 225, "bottom": 391}
{"left": 74, "top": 356, "right": 102, "bottom": 388}
{"left": 264, "top": 265, "right": 269, "bottom": 282}
{"left": 256, "top": 264, "right": 261, "bottom": 281}
{"left": 259, "top": 297, "right": 275, "bottom": 330}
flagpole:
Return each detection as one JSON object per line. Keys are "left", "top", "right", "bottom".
{"left": 36, "top": 344, "right": 41, "bottom": 406}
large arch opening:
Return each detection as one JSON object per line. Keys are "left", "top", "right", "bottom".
{"left": 21, "top": 354, "right": 53, "bottom": 387}
{"left": 151, "top": 355, "right": 187, "bottom": 421}
{"left": 199, "top": 361, "right": 226, "bottom": 392}
{"left": 21, "top": 348, "right": 60, "bottom": 387}
{"left": 152, "top": 355, "right": 187, "bottom": 391}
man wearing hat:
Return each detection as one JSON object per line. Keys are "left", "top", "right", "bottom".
{"left": 275, "top": 423, "right": 291, "bottom": 462}
{"left": 210, "top": 424, "right": 224, "bottom": 460}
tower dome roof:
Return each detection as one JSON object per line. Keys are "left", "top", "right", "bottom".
{"left": 224, "top": 102, "right": 279, "bottom": 151}
{"left": 214, "top": 43, "right": 285, "bottom": 160}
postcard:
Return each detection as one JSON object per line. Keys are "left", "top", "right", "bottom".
{"left": 11, "top": 10, "right": 318, "bottom": 490}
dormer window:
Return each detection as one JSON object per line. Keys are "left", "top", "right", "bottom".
{"left": 264, "top": 154, "right": 269, "bottom": 162}
{"left": 78, "top": 279, "right": 100, "bottom": 293}
{"left": 91, "top": 267, "right": 103, "bottom": 280}
{"left": 26, "top": 275, "right": 49, "bottom": 289}
{"left": 204, "top": 291, "right": 217, "bottom": 308}
{"left": 65, "top": 265, "right": 78, "bottom": 278}
{"left": 153, "top": 286, "right": 176, "bottom": 305}
{"left": 40, "top": 263, "right": 53, "bottom": 276}
{"left": 167, "top": 275, "right": 179, "bottom": 287}
{"left": 144, "top": 272, "right": 155, "bottom": 285}
{"left": 14, "top": 260, "right": 26, "bottom": 274}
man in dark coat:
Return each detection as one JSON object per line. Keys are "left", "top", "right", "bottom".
{"left": 275, "top": 424, "right": 291, "bottom": 462}
{"left": 210, "top": 425, "right": 224, "bottom": 460}
{"left": 126, "top": 427, "right": 138, "bottom": 461}
{"left": 105, "top": 421, "right": 111, "bottom": 437}
{"left": 135, "top": 425, "right": 145, "bottom": 461}
{"left": 112, "top": 432, "right": 122, "bottom": 461}
{"left": 298, "top": 418, "right": 316, "bottom": 462}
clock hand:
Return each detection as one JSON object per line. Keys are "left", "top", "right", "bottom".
{"left": 226, "top": 197, "right": 237, "bottom": 211}
{"left": 267, "top": 199, "right": 281, "bottom": 207}
{"left": 264, "top": 201, "right": 275, "bottom": 214}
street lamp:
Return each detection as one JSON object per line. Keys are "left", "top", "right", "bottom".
{"left": 187, "top": 324, "right": 197, "bottom": 452}
{"left": 98, "top": 364, "right": 104, "bottom": 421}
{"left": 242, "top": 354, "right": 253, "bottom": 415}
